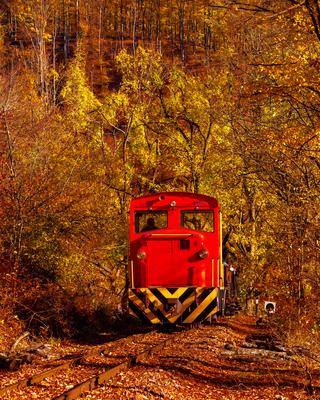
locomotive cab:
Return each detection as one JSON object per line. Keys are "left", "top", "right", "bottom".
{"left": 128, "top": 192, "right": 225, "bottom": 324}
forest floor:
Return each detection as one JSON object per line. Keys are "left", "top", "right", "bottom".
{"left": 92, "top": 315, "right": 320, "bottom": 400}
{"left": 1, "top": 314, "right": 320, "bottom": 399}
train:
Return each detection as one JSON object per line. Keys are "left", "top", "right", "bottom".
{"left": 127, "top": 192, "right": 238, "bottom": 325}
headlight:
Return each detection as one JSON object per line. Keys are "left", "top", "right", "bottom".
{"left": 137, "top": 251, "right": 146, "bottom": 260}
{"left": 198, "top": 249, "right": 209, "bottom": 259}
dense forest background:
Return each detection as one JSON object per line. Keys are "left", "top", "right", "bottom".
{"left": 0, "top": 0, "right": 319, "bottom": 341}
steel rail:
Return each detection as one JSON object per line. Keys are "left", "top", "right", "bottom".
{"left": 0, "top": 356, "right": 83, "bottom": 396}
{"left": 52, "top": 335, "right": 178, "bottom": 400}
{"left": 0, "top": 327, "right": 177, "bottom": 398}
{"left": 0, "top": 334, "right": 138, "bottom": 396}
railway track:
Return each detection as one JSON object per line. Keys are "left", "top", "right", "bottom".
{"left": 0, "top": 326, "right": 192, "bottom": 400}
{"left": 1, "top": 316, "right": 315, "bottom": 400}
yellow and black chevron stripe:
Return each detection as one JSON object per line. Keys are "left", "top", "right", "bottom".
{"left": 128, "top": 287, "right": 219, "bottom": 324}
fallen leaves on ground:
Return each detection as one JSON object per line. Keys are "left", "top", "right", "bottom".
{"left": 1, "top": 315, "right": 320, "bottom": 399}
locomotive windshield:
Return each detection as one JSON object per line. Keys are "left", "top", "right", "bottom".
{"left": 135, "top": 211, "right": 168, "bottom": 233}
{"left": 181, "top": 210, "right": 214, "bottom": 232}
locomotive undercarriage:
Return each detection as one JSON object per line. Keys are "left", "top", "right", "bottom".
{"left": 223, "top": 265, "right": 241, "bottom": 316}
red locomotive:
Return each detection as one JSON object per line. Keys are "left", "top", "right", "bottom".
{"left": 128, "top": 192, "right": 229, "bottom": 324}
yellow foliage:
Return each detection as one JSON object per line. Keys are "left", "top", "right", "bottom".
{"left": 61, "top": 47, "right": 101, "bottom": 131}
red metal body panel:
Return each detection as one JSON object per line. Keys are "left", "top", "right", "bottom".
{"left": 129, "top": 192, "right": 221, "bottom": 289}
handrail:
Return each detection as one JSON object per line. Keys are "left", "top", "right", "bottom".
{"left": 148, "top": 233, "right": 192, "bottom": 238}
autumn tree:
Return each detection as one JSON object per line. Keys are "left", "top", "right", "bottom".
{"left": 0, "top": 0, "right": 320, "bottom": 338}
{"left": 213, "top": 0, "right": 320, "bottom": 326}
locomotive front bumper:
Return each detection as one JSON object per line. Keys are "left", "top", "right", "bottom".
{"left": 128, "top": 287, "right": 219, "bottom": 324}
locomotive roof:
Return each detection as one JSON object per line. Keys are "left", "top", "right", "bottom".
{"left": 131, "top": 192, "right": 219, "bottom": 208}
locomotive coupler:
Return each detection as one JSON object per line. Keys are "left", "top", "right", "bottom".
{"left": 165, "top": 298, "right": 182, "bottom": 315}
